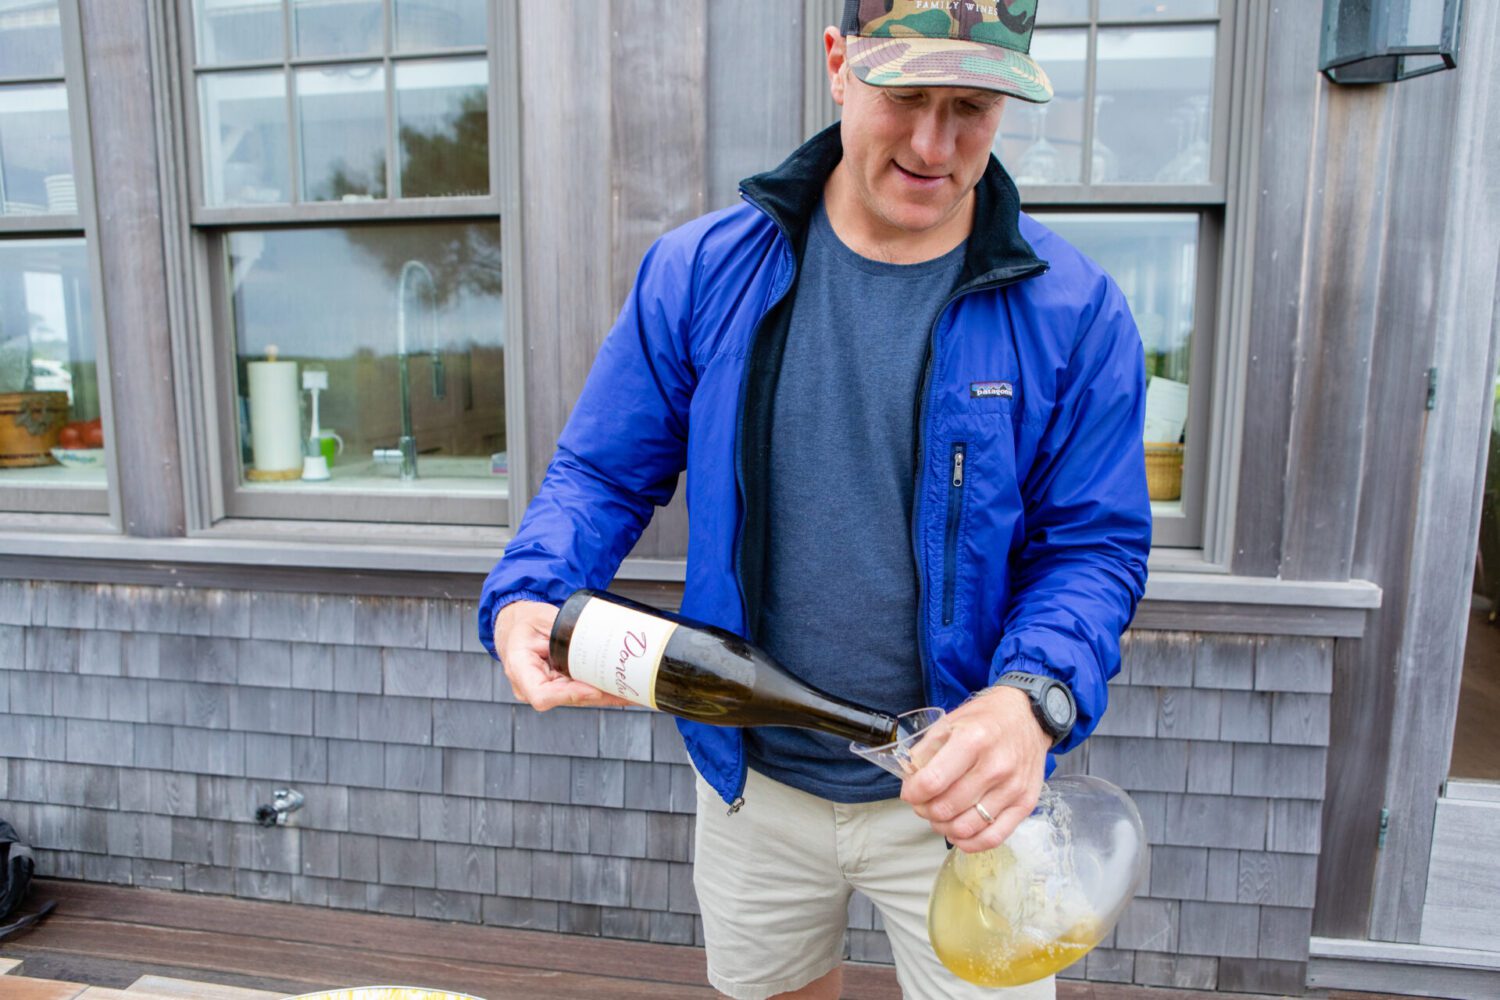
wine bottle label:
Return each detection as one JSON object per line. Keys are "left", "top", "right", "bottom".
{"left": 567, "top": 598, "right": 677, "bottom": 709}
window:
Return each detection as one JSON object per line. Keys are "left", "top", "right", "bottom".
{"left": 0, "top": 0, "right": 109, "bottom": 515}
{"left": 181, "top": 0, "right": 510, "bottom": 527}
{"left": 1005, "top": 0, "right": 1234, "bottom": 548}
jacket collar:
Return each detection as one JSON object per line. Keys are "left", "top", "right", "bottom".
{"left": 739, "top": 123, "right": 1047, "bottom": 290}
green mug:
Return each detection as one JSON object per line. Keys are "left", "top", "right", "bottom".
{"left": 317, "top": 430, "right": 344, "bottom": 467}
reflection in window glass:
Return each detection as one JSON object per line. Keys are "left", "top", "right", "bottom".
{"left": 1035, "top": 213, "right": 1198, "bottom": 506}
{"left": 295, "top": 0, "right": 382, "bottom": 58}
{"left": 195, "top": 0, "right": 283, "bottom": 66}
{"left": 0, "top": 0, "right": 64, "bottom": 78}
{"left": 996, "top": 30, "right": 1086, "bottom": 185}
{"left": 396, "top": 0, "right": 486, "bottom": 51}
{"left": 1095, "top": 27, "right": 1215, "bottom": 184}
{"left": 0, "top": 84, "right": 74, "bottom": 216}
{"left": 200, "top": 70, "right": 290, "bottom": 206}
{"left": 1098, "top": 0, "right": 1219, "bottom": 19}
{"left": 396, "top": 59, "right": 488, "bottom": 198}
{"left": 297, "top": 64, "right": 387, "bottom": 202}
{"left": 1036, "top": 0, "right": 1089, "bottom": 23}
{"left": 0, "top": 238, "right": 104, "bottom": 486}
{"left": 227, "top": 223, "right": 505, "bottom": 493}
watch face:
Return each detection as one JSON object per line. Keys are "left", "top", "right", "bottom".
{"left": 1044, "top": 685, "right": 1072, "bottom": 727}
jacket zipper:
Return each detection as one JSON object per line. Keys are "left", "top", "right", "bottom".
{"left": 910, "top": 263, "right": 1046, "bottom": 707}
{"left": 942, "top": 443, "right": 967, "bottom": 626}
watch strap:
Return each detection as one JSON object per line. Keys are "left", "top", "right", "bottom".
{"left": 995, "top": 670, "right": 1076, "bottom": 747}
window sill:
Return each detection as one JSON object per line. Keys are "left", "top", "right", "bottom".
{"left": 0, "top": 464, "right": 107, "bottom": 488}
{"left": 0, "top": 522, "right": 1378, "bottom": 634}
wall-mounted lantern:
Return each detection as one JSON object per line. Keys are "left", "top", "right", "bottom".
{"left": 1320, "top": 0, "right": 1464, "bottom": 83}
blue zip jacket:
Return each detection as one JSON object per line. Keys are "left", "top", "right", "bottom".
{"left": 480, "top": 126, "right": 1151, "bottom": 807}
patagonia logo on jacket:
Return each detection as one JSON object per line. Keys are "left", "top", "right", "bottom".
{"left": 970, "top": 381, "right": 1014, "bottom": 399}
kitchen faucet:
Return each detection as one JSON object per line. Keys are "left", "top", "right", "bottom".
{"left": 374, "top": 259, "right": 445, "bottom": 480}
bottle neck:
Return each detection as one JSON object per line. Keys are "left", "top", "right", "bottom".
{"left": 815, "top": 699, "right": 899, "bottom": 746}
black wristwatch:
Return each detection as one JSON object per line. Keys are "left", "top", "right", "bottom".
{"left": 995, "top": 671, "right": 1076, "bottom": 747}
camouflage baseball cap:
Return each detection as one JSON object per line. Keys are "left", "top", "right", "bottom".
{"left": 842, "top": 0, "right": 1053, "bottom": 103}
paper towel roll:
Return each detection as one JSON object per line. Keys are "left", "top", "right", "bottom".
{"left": 248, "top": 355, "right": 302, "bottom": 475}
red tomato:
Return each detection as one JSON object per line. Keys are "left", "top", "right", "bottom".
{"left": 59, "top": 425, "right": 82, "bottom": 449}
{"left": 83, "top": 424, "right": 104, "bottom": 449}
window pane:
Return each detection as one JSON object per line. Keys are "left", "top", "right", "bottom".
{"left": 1034, "top": 213, "right": 1198, "bottom": 505}
{"left": 294, "top": 0, "right": 382, "bottom": 58}
{"left": 297, "top": 64, "right": 386, "bottom": 202}
{"left": 0, "top": 0, "right": 65, "bottom": 78}
{"left": 997, "top": 30, "right": 1086, "bottom": 185}
{"left": 396, "top": 59, "right": 488, "bottom": 198}
{"left": 0, "top": 238, "right": 105, "bottom": 487}
{"left": 395, "top": 0, "right": 486, "bottom": 51}
{"left": 0, "top": 83, "right": 73, "bottom": 216}
{"left": 200, "top": 70, "right": 290, "bottom": 206}
{"left": 1099, "top": 0, "right": 1219, "bottom": 19}
{"left": 1094, "top": 26, "right": 1215, "bottom": 184}
{"left": 226, "top": 223, "right": 506, "bottom": 496}
{"left": 1036, "top": 0, "right": 1089, "bottom": 23}
{"left": 195, "top": 0, "right": 283, "bottom": 66}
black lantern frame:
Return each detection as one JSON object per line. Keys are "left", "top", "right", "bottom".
{"left": 1321, "top": 0, "right": 1464, "bottom": 84}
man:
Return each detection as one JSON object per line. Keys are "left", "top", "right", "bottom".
{"left": 480, "top": 2, "right": 1150, "bottom": 997}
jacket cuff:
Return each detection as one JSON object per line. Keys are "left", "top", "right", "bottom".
{"left": 476, "top": 588, "right": 559, "bottom": 660}
{"left": 991, "top": 653, "right": 1065, "bottom": 686}
{"left": 991, "top": 653, "right": 1086, "bottom": 755}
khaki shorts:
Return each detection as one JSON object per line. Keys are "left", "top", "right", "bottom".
{"left": 693, "top": 769, "right": 1057, "bottom": 1000}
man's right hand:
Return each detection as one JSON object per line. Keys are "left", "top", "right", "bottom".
{"left": 495, "top": 600, "right": 633, "bottom": 711}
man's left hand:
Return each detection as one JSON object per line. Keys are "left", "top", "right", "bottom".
{"left": 900, "top": 686, "right": 1052, "bottom": 853}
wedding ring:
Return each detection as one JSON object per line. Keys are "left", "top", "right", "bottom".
{"left": 973, "top": 801, "right": 996, "bottom": 825}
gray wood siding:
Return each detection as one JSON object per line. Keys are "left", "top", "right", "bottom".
{"left": 1313, "top": 65, "right": 1460, "bottom": 938}
{"left": 1370, "top": 0, "right": 1500, "bottom": 941}
{"left": 517, "top": 2, "right": 616, "bottom": 505}
{"left": 1226, "top": 0, "right": 1318, "bottom": 577}
{"left": 77, "top": 1, "right": 186, "bottom": 537}
{"left": 0, "top": 580, "right": 1336, "bottom": 990}
{"left": 604, "top": 0, "right": 707, "bottom": 561}
{"left": 706, "top": 4, "right": 808, "bottom": 211}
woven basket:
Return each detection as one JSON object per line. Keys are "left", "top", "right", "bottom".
{"left": 1144, "top": 441, "right": 1183, "bottom": 502}
{"left": 0, "top": 391, "right": 69, "bottom": 467}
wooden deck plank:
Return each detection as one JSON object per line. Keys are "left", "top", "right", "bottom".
{"left": 27, "top": 881, "right": 711, "bottom": 988}
{"left": 8, "top": 878, "right": 1410, "bottom": 1000}
{"left": 0, "top": 975, "right": 89, "bottom": 1000}
{"left": 13, "top": 915, "right": 718, "bottom": 1000}
{"left": 123, "top": 975, "right": 285, "bottom": 1000}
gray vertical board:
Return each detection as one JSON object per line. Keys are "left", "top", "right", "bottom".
{"left": 1280, "top": 87, "right": 1394, "bottom": 582}
{"left": 608, "top": 0, "right": 706, "bottom": 562}
{"left": 518, "top": 1, "right": 615, "bottom": 498}
{"left": 706, "top": 2, "right": 804, "bottom": 210}
{"left": 1372, "top": 0, "right": 1500, "bottom": 944}
{"left": 1231, "top": 0, "right": 1322, "bottom": 576}
{"left": 76, "top": 0, "right": 185, "bottom": 537}
{"left": 1317, "top": 23, "right": 1458, "bottom": 936}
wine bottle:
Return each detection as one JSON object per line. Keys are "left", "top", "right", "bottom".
{"left": 549, "top": 589, "right": 899, "bottom": 746}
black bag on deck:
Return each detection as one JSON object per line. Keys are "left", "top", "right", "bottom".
{"left": 0, "top": 818, "right": 55, "bottom": 940}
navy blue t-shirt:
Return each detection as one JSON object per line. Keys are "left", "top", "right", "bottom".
{"left": 747, "top": 202, "right": 968, "bottom": 802}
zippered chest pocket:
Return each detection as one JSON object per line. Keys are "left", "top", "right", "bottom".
{"left": 942, "top": 442, "right": 968, "bottom": 627}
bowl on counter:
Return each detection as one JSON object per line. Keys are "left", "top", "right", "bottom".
{"left": 50, "top": 447, "right": 105, "bottom": 468}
